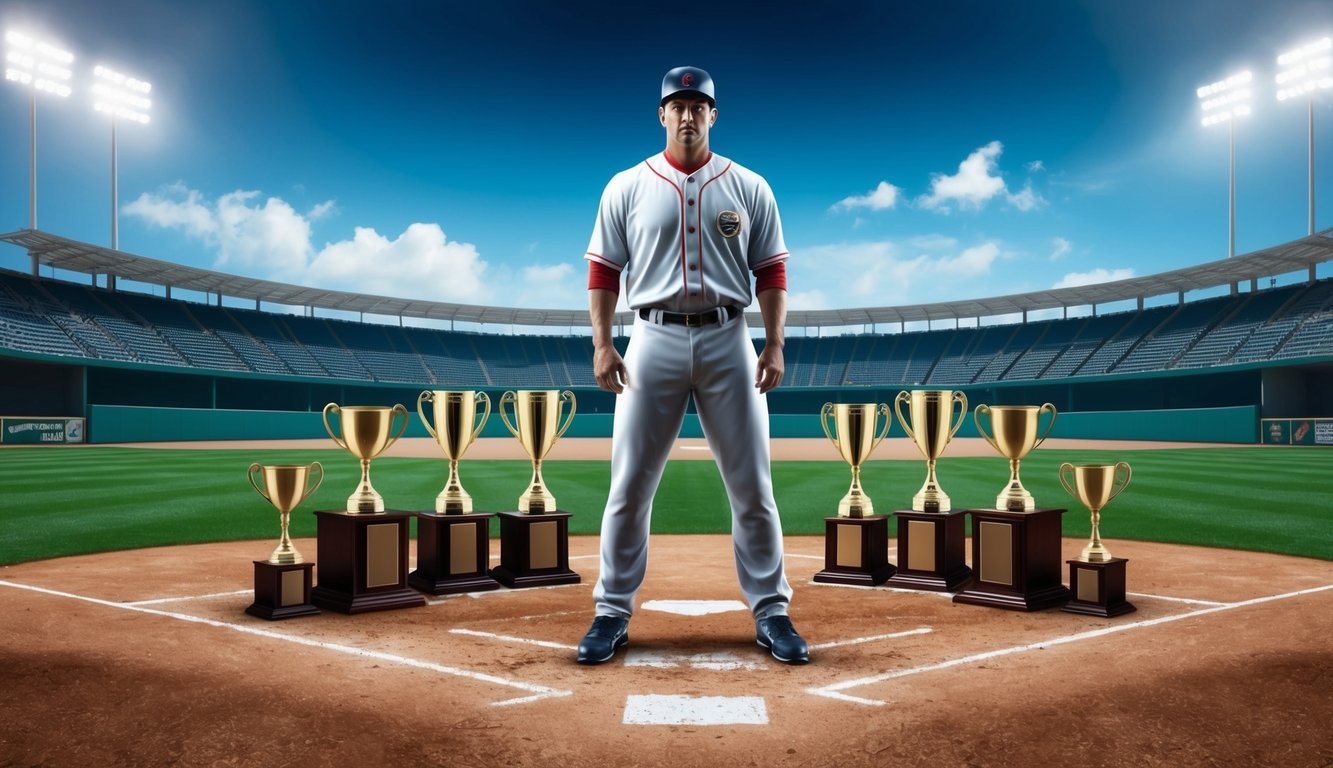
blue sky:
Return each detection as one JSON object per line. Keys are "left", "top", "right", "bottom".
{"left": 1, "top": 0, "right": 1331, "bottom": 320}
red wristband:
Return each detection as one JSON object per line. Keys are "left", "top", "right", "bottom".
{"left": 754, "top": 261, "right": 787, "bottom": 293}
{"left": 588, "top": 261, "right": 621, "bottom": 293}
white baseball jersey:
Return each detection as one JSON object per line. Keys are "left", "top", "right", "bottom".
{"left": 585, "top": 152, "right": 788, "bottom": 313}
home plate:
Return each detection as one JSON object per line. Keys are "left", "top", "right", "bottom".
{"left": 624, "top": 650, "right": 764, "bottom": 671}
{"left": 623, "top": 694, "right": 768, "bottom": 725}
{"left": 641, "top": 599, "right": 747, "bottom": 616}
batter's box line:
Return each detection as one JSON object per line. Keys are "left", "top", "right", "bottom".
{"left": 124, "top": 589, "right": 254, "bottom": 606}
{"left": 806, "top": 583, "right": 1333, "bottom": 707}
{"left": 448, "top": 626, "right": 935, "bottom": 657}
{"left": 0, "top": 579, "right": 571, "bottom": 708}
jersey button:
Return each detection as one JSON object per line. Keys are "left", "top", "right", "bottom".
{"left": 689, "top": 264, "right": 698, "bottom": 271}
{"left": 688, "top": 226, "right": 696, "bottom": 233}
{"left": 687, "top": 177, "right": 695, "bottom": 183}
{"left": 688, "top": 199, "right": 695, "bottom": 206}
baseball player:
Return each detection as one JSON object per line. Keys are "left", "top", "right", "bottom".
{"left": 577, "top": 66, "right": 808, "bottom": 665}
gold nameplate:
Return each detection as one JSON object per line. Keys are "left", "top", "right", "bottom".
{"left": 907, "top": 520, "right": 936, "bottom": 572}
{"left": 1077, "top": 568, "right": 1100, "bottom": 603}
{"left": 529, "top": 521, "right": 558, "bottom": 570}
{"left": 836, "top": 524, "right": 863, "bottom": 568}
{"left": 979, "top": 521, "right": 1014, "bottom": 585}
{"left": 366, "top": 523, "right": 399, "bottom": 588}
{"left": 280, "top": 568, "right": 304, "bottom": 607}
{"left": 450, "top": 522, "right": 477, "bottom": 575}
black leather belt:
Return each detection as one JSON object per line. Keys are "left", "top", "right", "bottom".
{"left": 639, "top": 306, "right": 739, "bottom": 327}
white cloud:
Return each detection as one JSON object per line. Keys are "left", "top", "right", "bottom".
{"left": 1050, "top": 237, "right": 1072, "bottom": 261}
{"left": 1053, "top": 267, "right": 1136, "bottom": 289}
{"left": 309, "top": 223, "right": 488, "bottom": 302}
{"left": 794, "top": 239, "right": 1001, "bottom": 305}
{"left": 1006, "top": 180, "right": 1047, "bottom": 211}
{"left": 918, "top": 141, "right": 1007, "bottom": 212}
{"left": 308, "top": 200, "right": 337, "bottom": 220}
{"left": 785, "top": 289, "right": 829, "bottom": 311}
{"left": 832, "top": 181, "right": 901, "bottom": 212}
{"left": 213, "top": 191, "right": 314, "bottom": 281}
{"left": 1027, "top": 160, "right": 1046, "bottom": 173}
{"left": 123, "top": 182, "right": 216, "bottom": 240}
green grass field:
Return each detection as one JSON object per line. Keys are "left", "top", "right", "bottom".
{"left": 1, "top": 445, "right": 1329, "bottom": 565}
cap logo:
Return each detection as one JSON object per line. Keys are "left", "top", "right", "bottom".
{"left": 681, "top": 73, "right": 694, "bottom": 87}
{"left": 716, "top": 210, "right": 741, "bottom": 238}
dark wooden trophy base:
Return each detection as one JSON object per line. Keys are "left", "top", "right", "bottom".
{"left": 310, "top": 510, "right": 426, "bottom": 614}
{"left": 246, "top": 560, "right": 319, "bottom": 620}
{"left": 953, "top": 507, "right": 1071, "bottom": 612}
{"left": 409, "top": 510, "right": 500, "bottom": 595}
{"left": 885, "top": 508, "right": 972, "bottom": 592}
{"left": 813, "top": 515, "right": 895, "bottom": 586}
{"left": 1063, "top": 557, "right": 1136, "bottom": 617}
{"left": 489, "top": 511, "right": 581, "bottom": 588}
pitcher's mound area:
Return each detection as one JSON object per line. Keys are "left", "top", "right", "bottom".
{"left": 1, "top": 536, "right": 1330, "bottom": 767}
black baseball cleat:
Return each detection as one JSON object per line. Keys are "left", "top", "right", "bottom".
{"left": 576, "top": 615, "right": 630, "bottom": 665}
{"left": 755, "top": 615, "right": 810, "bottom": 665}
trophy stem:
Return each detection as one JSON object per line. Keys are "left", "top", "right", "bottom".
{"left": 839, "top": 465, "right": 872, "bottom": 519}
{"left": 997, "top": 458, "right": 1034, "bottom": 511}
{"left": 437, "top": 459, "right": 472, "bottom": 514}
{"left": 347, "top": 458, "right": 384, "bottom": 513}
{"left": 519, "top": 459, "right": 555, "bottom": 514}
{"left": 914, "top": 459, "right": 950, "bottom": 513}
{"left": 1081, "top": 508, "right": 1113, "bottom": 562}
{"left": 269, "top": 510, "right": 303, "bottom": 565}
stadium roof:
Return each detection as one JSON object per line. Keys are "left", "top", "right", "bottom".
{"left": 3, "top": 227, "right": 1332, "bottom": 330}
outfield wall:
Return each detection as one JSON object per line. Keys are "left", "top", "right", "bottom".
{"left": 85, "top": 403, "right": 1260, "bottom": 444}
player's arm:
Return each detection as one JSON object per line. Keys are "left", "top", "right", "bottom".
{"left": 589, "top": 286, "right": 628, "bottom": 394}
{"left": 755, "top": 278, "right": 785, "bottom": 394}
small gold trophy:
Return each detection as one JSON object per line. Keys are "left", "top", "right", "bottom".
{"left": 322, "top": 403, "right": 409, "bottom": 513}
{"left": 820, "top": 403, "right": 891, "bottom": 518}
{"left": 895, "top": 389, "right": 968, "bottom": 512}
{"left": 974, "top": 403, "right": 1057, "bottom": 511}
{"left": 1059, "top": 462, "right": 1132, "bottom": 562}
{"left": 499, "top": 390, "right": 576, "bottom": 513}
{"left": 417, "top": 390, "right": 491, "bottom": 514}
{"left": 247, "top": 462, "right": 323, "bottom": 564}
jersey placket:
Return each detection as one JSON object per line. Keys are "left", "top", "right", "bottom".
{"left": 683, "top": 173, "right": 703, "bottom": 305}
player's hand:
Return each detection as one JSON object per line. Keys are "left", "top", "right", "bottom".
{"left": 755, "top": 344, "right": 784, "bottom": 394}
{"left": 594, "top": 345, "right": 628, "bottom": 394}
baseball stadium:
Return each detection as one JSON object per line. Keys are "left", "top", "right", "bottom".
{"left": 3, "top": 6, "right": 1333, "bottom": 768}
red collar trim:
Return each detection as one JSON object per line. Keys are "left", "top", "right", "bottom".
{"left": 662, "top": 150, "right": 712, "bottom": 175}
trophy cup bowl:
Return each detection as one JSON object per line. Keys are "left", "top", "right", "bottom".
{"left": 1059, "top": 462, "right": 1132, "bottom": 562}
{"left": 895, "top": 389, "right": 967, "bottom": 512}
{"left": 323, "top": 403, "right": 409, "bottom": 513}
{"left": 418, "top": 390, "right": 491, "bottom": 514}
{"left": 975, "top": 403, "right": 1057, "bottom": 511}
{"left": 247, "top": 462, "right": 323, "bottom": 565}
{"left": 820, "top": 402, "right": 891, "bottom": 518}
{"left": 500, "top": 390, "right": 576, "bottom": 514}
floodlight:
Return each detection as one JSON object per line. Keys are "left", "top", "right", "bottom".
{"left": 1196, "top": 69, "right": 1254, "bottom": 258}
{"left": 92, "top": 64, "right": 154, "bottom": 250}
{"left": 1276, "top": 36, "right": 1332, "bottom": 235}
{"left": 5, "top": 29, "right": 75, "bottom": 230}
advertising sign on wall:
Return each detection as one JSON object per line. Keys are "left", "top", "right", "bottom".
{"left": 1, "top": 417, "right": 85, "bottom": 444}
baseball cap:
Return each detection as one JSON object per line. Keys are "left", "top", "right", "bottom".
{"left": 660, "top": 66, "right": 715, "bottom": 106}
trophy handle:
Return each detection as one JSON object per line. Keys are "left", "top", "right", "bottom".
{"left": 870, "top": 403, "right": 892, "bottom": 452}
{"left": 417, "top": 390, "right": 437, "bottom": 440}
{"left": 472, "top": 391, "right": 492, "bottom": 443}
{"left": 247, "top": 463, "right": 270, "bottom": 503}
{"left": 974, "top": 404, "right": 998, "bottom": 453}
{"left": 1058, "top": 462, "right": 1077, "bottom": 500}
{"left": 302, "top": 461, "right": 324, "bottom": 504}
{"left": 322, "top": 403, "right": 348, "bottom": 451}
{"left": 556, "top": 390, "right": 577, "bottom": 439}
{"left": 388, "top": 403, "right": 410, "bottom": 447}
{"left": 1109, "top": 461, "right": 1132, "bottom": 503}
{"left": 1034, "top": 402, "right": 1058, "bottom": 449}
{"left": 819, "top": 402, "right": 836, "bottom": 445}
{"left": 499, "top": 391, "right": 519, "bottom": 437}
{"left": 949, "top": 391, "right": 968, "bottom": 440}
{"left": 894, "top": 392, "right": 915, "bottom": 443}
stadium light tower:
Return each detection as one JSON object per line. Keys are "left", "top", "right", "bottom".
{"left": 92, "top": 64, "right": 152, "bottom": 250}
{"left": 1276, "top": 36, "right": 1332, "bottom": 236}
{"left": 5, "top": 30, "right": 74, "bottom": 231}
{"left": 1198, "top": 70, "right": 1253, "bottom": 258}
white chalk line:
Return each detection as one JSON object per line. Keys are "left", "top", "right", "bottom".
{"left": 0, "top": 579, "right": 570, "bottom": 708}
{"left": 809, "top": 627, "right": 933, "bottom": 651}
{"left": 805, "top": 579, "right": 956, "bottom": 598}
{"left": 807, "top": 583, "right": 1333, "bottom": 706}
{"left": 423, "top": 580, "right": 589, "bottom": 606}
{"left": 449, "top": 627, "right": 577, "bottom": 651}
{"left": 1126, "top": 591, "right": 1226, "bottom": 606}
{"left": 125, "top": 589, "right": 253, "bottom": 606}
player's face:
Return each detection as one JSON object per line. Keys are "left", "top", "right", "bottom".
{"left": 659, "top": 97, "right": 716, "bottom": 148}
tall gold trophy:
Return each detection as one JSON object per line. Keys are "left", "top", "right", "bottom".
{"left": 1060, "top": 462, "right": 1136, "bottom": 617}
{"left": 886, "top": 390, "right": 973, "bottom": 592}
{"left": 954, "top": 402, "right": 1070, "bottom": 611}
{"left": 245, "top": 462, "right": 323, "bottom": 620}
{"left": 322, "top": 403, "right": 409, "bottom": 513}
{"left": 311, "top": 402, "right": 424, "bottom": 614}
{"left": 490, "top": 390, "right": 581, "bottom": 588}
{"left": 975, "top": 403, "right": 1057, "bottom": 511}
{"left": 418, "top": 390, "right": 491, "bottom": 514}
{"left": 813, "top": 403, "right": 895, "bottom": 585}
{"left": 410, "top": 390, "right": 500, "bottom": 595}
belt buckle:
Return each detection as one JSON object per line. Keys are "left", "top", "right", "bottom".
{"left": 684, "top": 313, "right": 705, "bottom": 327}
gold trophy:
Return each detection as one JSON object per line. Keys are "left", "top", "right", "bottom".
{"left": 820, "top": 403, "right": 891, "bottom": 518}
{"left": 247, "top": 462, "right": 323, "bottom": 564}
{"left": 895, "top": 390, "right": 968, "bottom": 512}
{"left": 417, "top": 390, "right": 491, "bottom": 514}
{"left": 499, "top": 390, "right": 576, "bottom": 513}
{"left": 1059, "top": 462, "right": 1132, "bottom": 562}
{"left": 322, "top": 403, "right": 409, "bottom": 513}
{"left": 974, "top": 403, "right": 1057, "bottom": 511}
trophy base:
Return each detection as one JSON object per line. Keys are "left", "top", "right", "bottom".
{"left": 409, "top": 511, "right": 500, "bottom": 595}
{"left": 885, "top": 509, "right": 972, "bottom": 592}
{"left": 1062, "top": 558, "right": 1136, "bottom": 617}
{"left": 952, "top": 507, "right": 1071, "bottom": 612}
{"left": 490, "top": 511, "right": 581, "bottom": 589}
{"left": 246, "top": 561, "right": 319, "bottom": 620}
{"left": 813, "top": 515, "right": 894, "bottom": 586}
{"left": 310, "top": 510, "right": 426, "bottom": 614}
